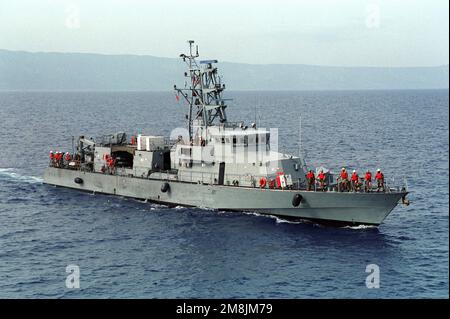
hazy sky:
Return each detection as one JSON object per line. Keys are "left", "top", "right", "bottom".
{"left": 0, "top": 0, "right": 448, "bottom": 66}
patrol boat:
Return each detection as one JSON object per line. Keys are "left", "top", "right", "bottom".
{"left": 43, "top": 41, "right": 409, "bottom": 226}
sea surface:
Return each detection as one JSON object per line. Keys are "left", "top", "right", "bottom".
{"left": 0, "top": 90, "right": 448, "bottom": 298}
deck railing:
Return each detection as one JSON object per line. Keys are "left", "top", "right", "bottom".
{"left": 50, "top": 161, "right": 407, "bottom": 193}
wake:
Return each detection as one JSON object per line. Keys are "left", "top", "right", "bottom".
{"left": 0, "top": 168, "right": 43, "bottom": 184}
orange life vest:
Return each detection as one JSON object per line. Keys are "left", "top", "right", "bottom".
{"left": 259, "top": 177, "right": 267, "bottom": 188}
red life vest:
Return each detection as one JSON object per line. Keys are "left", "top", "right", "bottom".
{"left": 351, "top": 173, "right": 359, "bottom": 181}
{"left": 318, "top": 173, "right": 325, "bottom": 181}
{"left": 306, "top": 172, "right": 314, "bottom": 180}
{"left": 65, "top": 153, "right": 71, "bottom": 161}
{"left": 365, "top": 172, "right": 372, "bottom": 181}
{"left": 50, "top": 153, "right": 54, "bottom": 160}
{"left": 376, "top": 172, "right": 384, "bottom": 180}
{"left": 259, "top": 178, "right": 267, "bottom": 188}
{"left": 341, "top": 171, "right": 348, "bottom": 179}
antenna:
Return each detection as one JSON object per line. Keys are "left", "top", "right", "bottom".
{"left": 188, "top": 40, "right": 194, "bottom": 57}
{"left": 174, "top": 41, "right": 229, "bottom": 141}
{"left": 298, "top": 115, "right": 308, "bottom": 171}
{"left": 298, "top": 115, "right": 302, "bottom": 158}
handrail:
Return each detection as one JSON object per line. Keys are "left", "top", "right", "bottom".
{"left": 50, "top": 162, "right": 406, "bottom": 194}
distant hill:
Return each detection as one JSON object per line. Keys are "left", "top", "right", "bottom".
{"left": 0, "top": 49, "right": 448, "bottom": 91}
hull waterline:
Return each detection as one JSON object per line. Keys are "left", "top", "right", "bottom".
{"left": 43, "top": 167, "right": 406, "bottom": 226}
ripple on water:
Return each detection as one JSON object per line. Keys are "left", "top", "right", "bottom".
{"left": 0, "top": 91, "right": 448, "bottom": 298}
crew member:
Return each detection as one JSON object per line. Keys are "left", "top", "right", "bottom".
{"left": 375, "top": 169, "right": 385, "bottom": 192}
{"left": 49, "top": 151, "right": 54, "bottom": 166}
{"left": 65, "top": 152, "right": 71, "bottom": 163}
{"left": 306, "top": 170, "right": 315, "bottom": 191}
{"left": 365, "top": 170, "right": 372, "bottom": 192}
{"left": 55, "top": 152, "right": 61, "bottom": 167}
{"left": 317, "top": 169, "right": 326, "bottom": 191}
{"left": 351, "top": 170, "right": 359, "bottom": 192}
{"left": 107, "top": 156, "right": 115, "bottom": 174}
{"left": 340, "top": 167, "right": 349, "bottom": 192}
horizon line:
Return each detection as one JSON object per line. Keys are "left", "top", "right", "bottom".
{"left": 0, "top": 88, "right": 448, "bottom": 93}
{"left": 1, "top": 48, "right": 448, "bottom": 69}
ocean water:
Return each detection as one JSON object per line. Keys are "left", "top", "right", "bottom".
{"left": 0, "top": 90, "right": 448, "bottom": 298}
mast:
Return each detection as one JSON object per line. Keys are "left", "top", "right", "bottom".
{"left": 174, "top": 40, "right": 228, "bottom": 141}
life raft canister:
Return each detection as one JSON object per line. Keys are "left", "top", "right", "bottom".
{"left": 259, "top": 177, "right": 267, "bottom": 188}
{"left": 275, "top": 176, "right": 281, "bottom": 188}
{"left": 292, "top": 194, "right": 303, "bottom": 207}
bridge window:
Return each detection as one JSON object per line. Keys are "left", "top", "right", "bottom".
{"left": 181, "top": 148, "right": 192, "bottom": 156}
{"left": 260, "top": 134, "right": 266, "bottom": 144}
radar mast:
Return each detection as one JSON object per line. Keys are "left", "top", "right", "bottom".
{"left": 174, "top": 40, "right": 228, "bottom": 141}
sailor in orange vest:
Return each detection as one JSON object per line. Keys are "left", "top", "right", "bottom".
{"left": 350, "top": 170, "right": 359, "bottom": 192}
{"left": 375, "top": 169, "right": 385, "bottom": 192}
{"left": 339, "top": 167, "right": 349, "bottom": 191}
{"left": 306, "top": 170, "right": 315, "bottom": 191}
{"left": 317, "top": 169, "right": 326, "bottom": 191}
{"left": 49, "top": 151, "right": 54, "bottom": 166}
{"left": 364, "top": 170, "right": 372, "bottom": 192}
{"left": 107, "top": 156, "right": 115, "bottom": 174}
{"left": 55, "top": 152, "right": 61, "bottom": 167}
{"left": 65, "top": 152, "right": 71, "bottom": 165}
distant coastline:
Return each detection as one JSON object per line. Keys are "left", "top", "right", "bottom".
{"left": 0, "top": 49, "right": 448, "bottom": 91}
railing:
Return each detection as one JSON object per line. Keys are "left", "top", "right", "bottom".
{"left": 50, "top": 160, "right": 408, "bottom": 194}
{"left": 332, "top": 176, "right": 408, "bottom": 193}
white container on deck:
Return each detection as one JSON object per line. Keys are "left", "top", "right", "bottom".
{"left": 137, "top": 135, "right": 165, "bottom": 151}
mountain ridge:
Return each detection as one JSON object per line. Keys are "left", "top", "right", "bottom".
{"left": 0, "top": 49, "right": 448, "bottom": 91}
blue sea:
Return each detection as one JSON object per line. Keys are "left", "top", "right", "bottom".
{"left": 0, "top": 90, "right": 448, "bottom": 298}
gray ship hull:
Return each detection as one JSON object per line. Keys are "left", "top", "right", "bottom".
{"left": 43, "top": 167, "right": 406, "bottom": 226}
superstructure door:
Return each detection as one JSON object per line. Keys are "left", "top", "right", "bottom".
{"left": 218, "top": 162, "right": 225, "bottom": 185}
